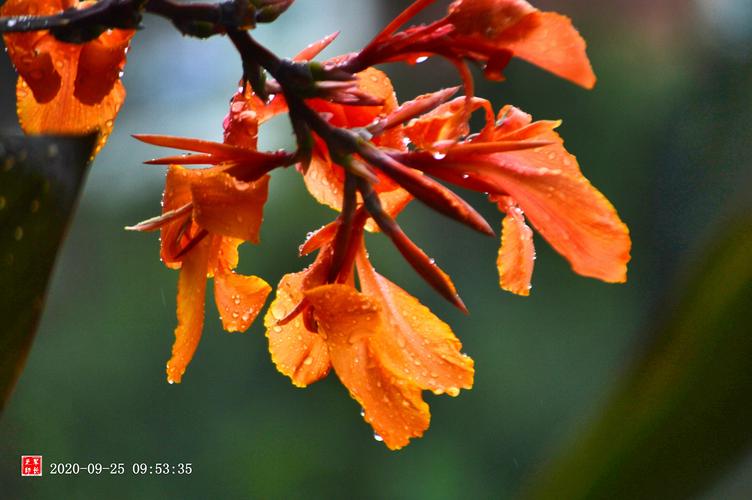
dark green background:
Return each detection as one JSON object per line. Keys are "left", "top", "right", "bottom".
{"left": 1, "top": 1, "right": 751, "bottom": 498}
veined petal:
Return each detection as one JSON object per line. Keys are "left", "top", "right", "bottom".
{"left": 305, "top": 284, "right": 430, "bottom": 450}
{"left": 264, "top": 254, "right": 332, "bottom": 387}
{"left": 214, "top": 270, "right": 271, "bottom": 333}
{"left": 494, "top": 196, "right": 535, "bottom": 295}
{"left": 166, "top": 237, "right": 211, "bottom": 384}
{"left": 356, "top": 251, "right": 474, "bottom": 394}
{"left": 500, "top": 12, "right": 596, "bottom": 89}
{"left": 482, "top": 162, "right": 630, "bottom": 282}
{"left": 191, "top": 172, "right": 270, "bottom": 244}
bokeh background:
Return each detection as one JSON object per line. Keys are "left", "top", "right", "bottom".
{"left": 2, "top": 0, "right": 752, "bottom": 497}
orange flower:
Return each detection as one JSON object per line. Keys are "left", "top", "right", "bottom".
{"left": 265, "top": 234, "right": 474, "bottom": 450}
{"left": 302, "top": 66, "right": 412, "bottom": 223}
{"left": 344, "top": 0, "right": 594, "bottom": 89}
{"left": 1, "top": 0, "right": 134, "bottom": 153}
{"left": 399, "top": 98, "right": 631, "bottom": 294}
{"left": 444, "top": 0, "right": 596, "bottom": 87}
{"left": 126, "top": 92, "right": 301, "bottom": 383}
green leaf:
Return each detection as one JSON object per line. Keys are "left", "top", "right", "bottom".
{"left": 524, "top": 212, "right": 752, "bottom": 500}
{"left": 0, "top": 133, "right": 95, "bottom": 414}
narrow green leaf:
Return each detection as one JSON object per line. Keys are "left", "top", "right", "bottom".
{"left": 524, "top": 212, "right": 752, "bottom": 500}
{"left": 0, "top": 133, "right": 95, "bottom": 414}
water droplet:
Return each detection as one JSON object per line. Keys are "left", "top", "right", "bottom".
{"left": 273, "top": 326, "right": 282, "bottom": 333}
{"left": 47, "top": 144, "right": 59, "bottom": 158}
{"left": 270, "top": 303, "right": 286, "bottom": 320}
{"left": 432, "top": 151, "right": 447, "bottom": 160}
{"left": 446, "top": 387, "right": 460, "bottom": 397}
{"left": 415, "top": 56, "right": 428, "bottom": 64}
{"left": 6, "top": 19, "right": 17, "bottom": 28}
{"left": 373, "top": 433, "right": 384, "bottom": 442}
{"left": 303, "top": 356, "right": 313, "bottom": 366}
{"left": 360, "top": 408, "right": 366, "bottom": 418}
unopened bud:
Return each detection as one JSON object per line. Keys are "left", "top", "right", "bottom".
{"left": 253, "top": 0, "right": 295, "bottom": 23}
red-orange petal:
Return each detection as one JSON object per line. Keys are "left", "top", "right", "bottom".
{"left": 494, "top": 196, "right": 535, "bottom": 295}
{"left": 191, "top": 172, "right": 270, "bottom": 244}
{"left": 501, "top": 12, "right": 596, "bottom": 89}
{"left": 264, "top": 264, "right": 331, "bottom": 388}
{"left": 447, "top": 0, "right": 535, "bottom": 41}
{"left": 486, "top": 161, "right": 629, "bottom": 282}
{"left": 74, "top": 29, "right": 134, "bottom": 105}
{"left": 166, "top": 237, "right": 211, "bottom": 384}
{"left": 356, "top": 251, "right": 474, "bottom": 394}
{"left": 404, "top": 96, "right": 494, "bottom": 150}
{"left": 305, "top": 284, "right": 430, "bottom": 450}
{"left": 214, "top": 269, "right": 271, "bottom": 333}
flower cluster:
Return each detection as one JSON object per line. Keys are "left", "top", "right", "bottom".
{"left": 1, "top": 0, "right": 630, "bottom": 449}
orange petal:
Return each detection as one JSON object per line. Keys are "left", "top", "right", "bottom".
{"left": 484, "top": 160, "right": 629, "bottom": 282}
{"left": 299, "top": 221, "right": 339, "bottom": 256}
{"left": 494, "top": 196, "right": 535, "bottom": 295}
{"left": 214, "top": 270, "right": 271, "bottom": 333}
{"left": 160, "top": 166, "right": 206, "bottom": 267}
{"left": 74, "top": 29, "right": 134, "bottom": 105}
{"left": 356, "top": 251, "right": 474, "bottom": 394}
{"left": 17, "top": 74, "right": 126, "bottom": 155}
{"left": 166, "top": 237, "right": 211, "bottom": 384}
{"left": 191, "top": 172, "right": 270, "bottom": 243}
{"left": 501, "top": 12, "right": 596, "bottom": 89}
{"left": 3, "top": 32, "right": 61, "bottom": 103}
{"left": 447, "top": 0, "right": 535, "bottom": 37}
{"left": 264, "top": 262, "right": 331, "bottom": 387}
{"left": 305, "top": 284, "right": 430, "bottom": 450}
{"left": 302, "top": 144, "right": 412, "bottom": 232}
{"left": 208, "top": 235, "right": 241, "bottom": 276}
{"left": 404, "top": 96, "right": 494, "bottom": 150}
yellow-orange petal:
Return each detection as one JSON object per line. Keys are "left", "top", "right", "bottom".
{"left": 495, "top": 196, "right": 535, "bottom": 295}
{"left": 207, "top": 235, "right": 241, "bottom": 276}
{"left": 305, "top": 284, "right": 430, "bottom": 450}
{"left": 502, "top": 12, "right": 596, "bottom": 89}
{"left": 264, "top": 265, "right": 331, "bottom": 388}
{"left": 17, "top": 75, "right": 125, "bottom": 155}
{"left": 214, "top": 270, "right": 271, "bottom": 333}
{"left": 166, "top": 237, "right": 211, "bottom": 384}
{"left": 191, "top": 172, "right": 270, "bottom": 244}
{"left": 356, "top": 252, "right": 474, "bottom": 394}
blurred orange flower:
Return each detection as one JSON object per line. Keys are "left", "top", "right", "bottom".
{"left": 0, "top": 0, "right": 134, "bottom": 153}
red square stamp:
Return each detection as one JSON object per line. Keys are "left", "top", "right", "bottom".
{"left": 21, "top": 455, "right": 42, "bottom": 477}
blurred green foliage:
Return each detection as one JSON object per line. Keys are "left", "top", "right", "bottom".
{"left": 0, "top": 1, "right": 751, "bottom": 498}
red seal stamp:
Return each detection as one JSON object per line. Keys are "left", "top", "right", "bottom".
{"left": 21, "top": 455, "right": 43, "bottom": 477}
